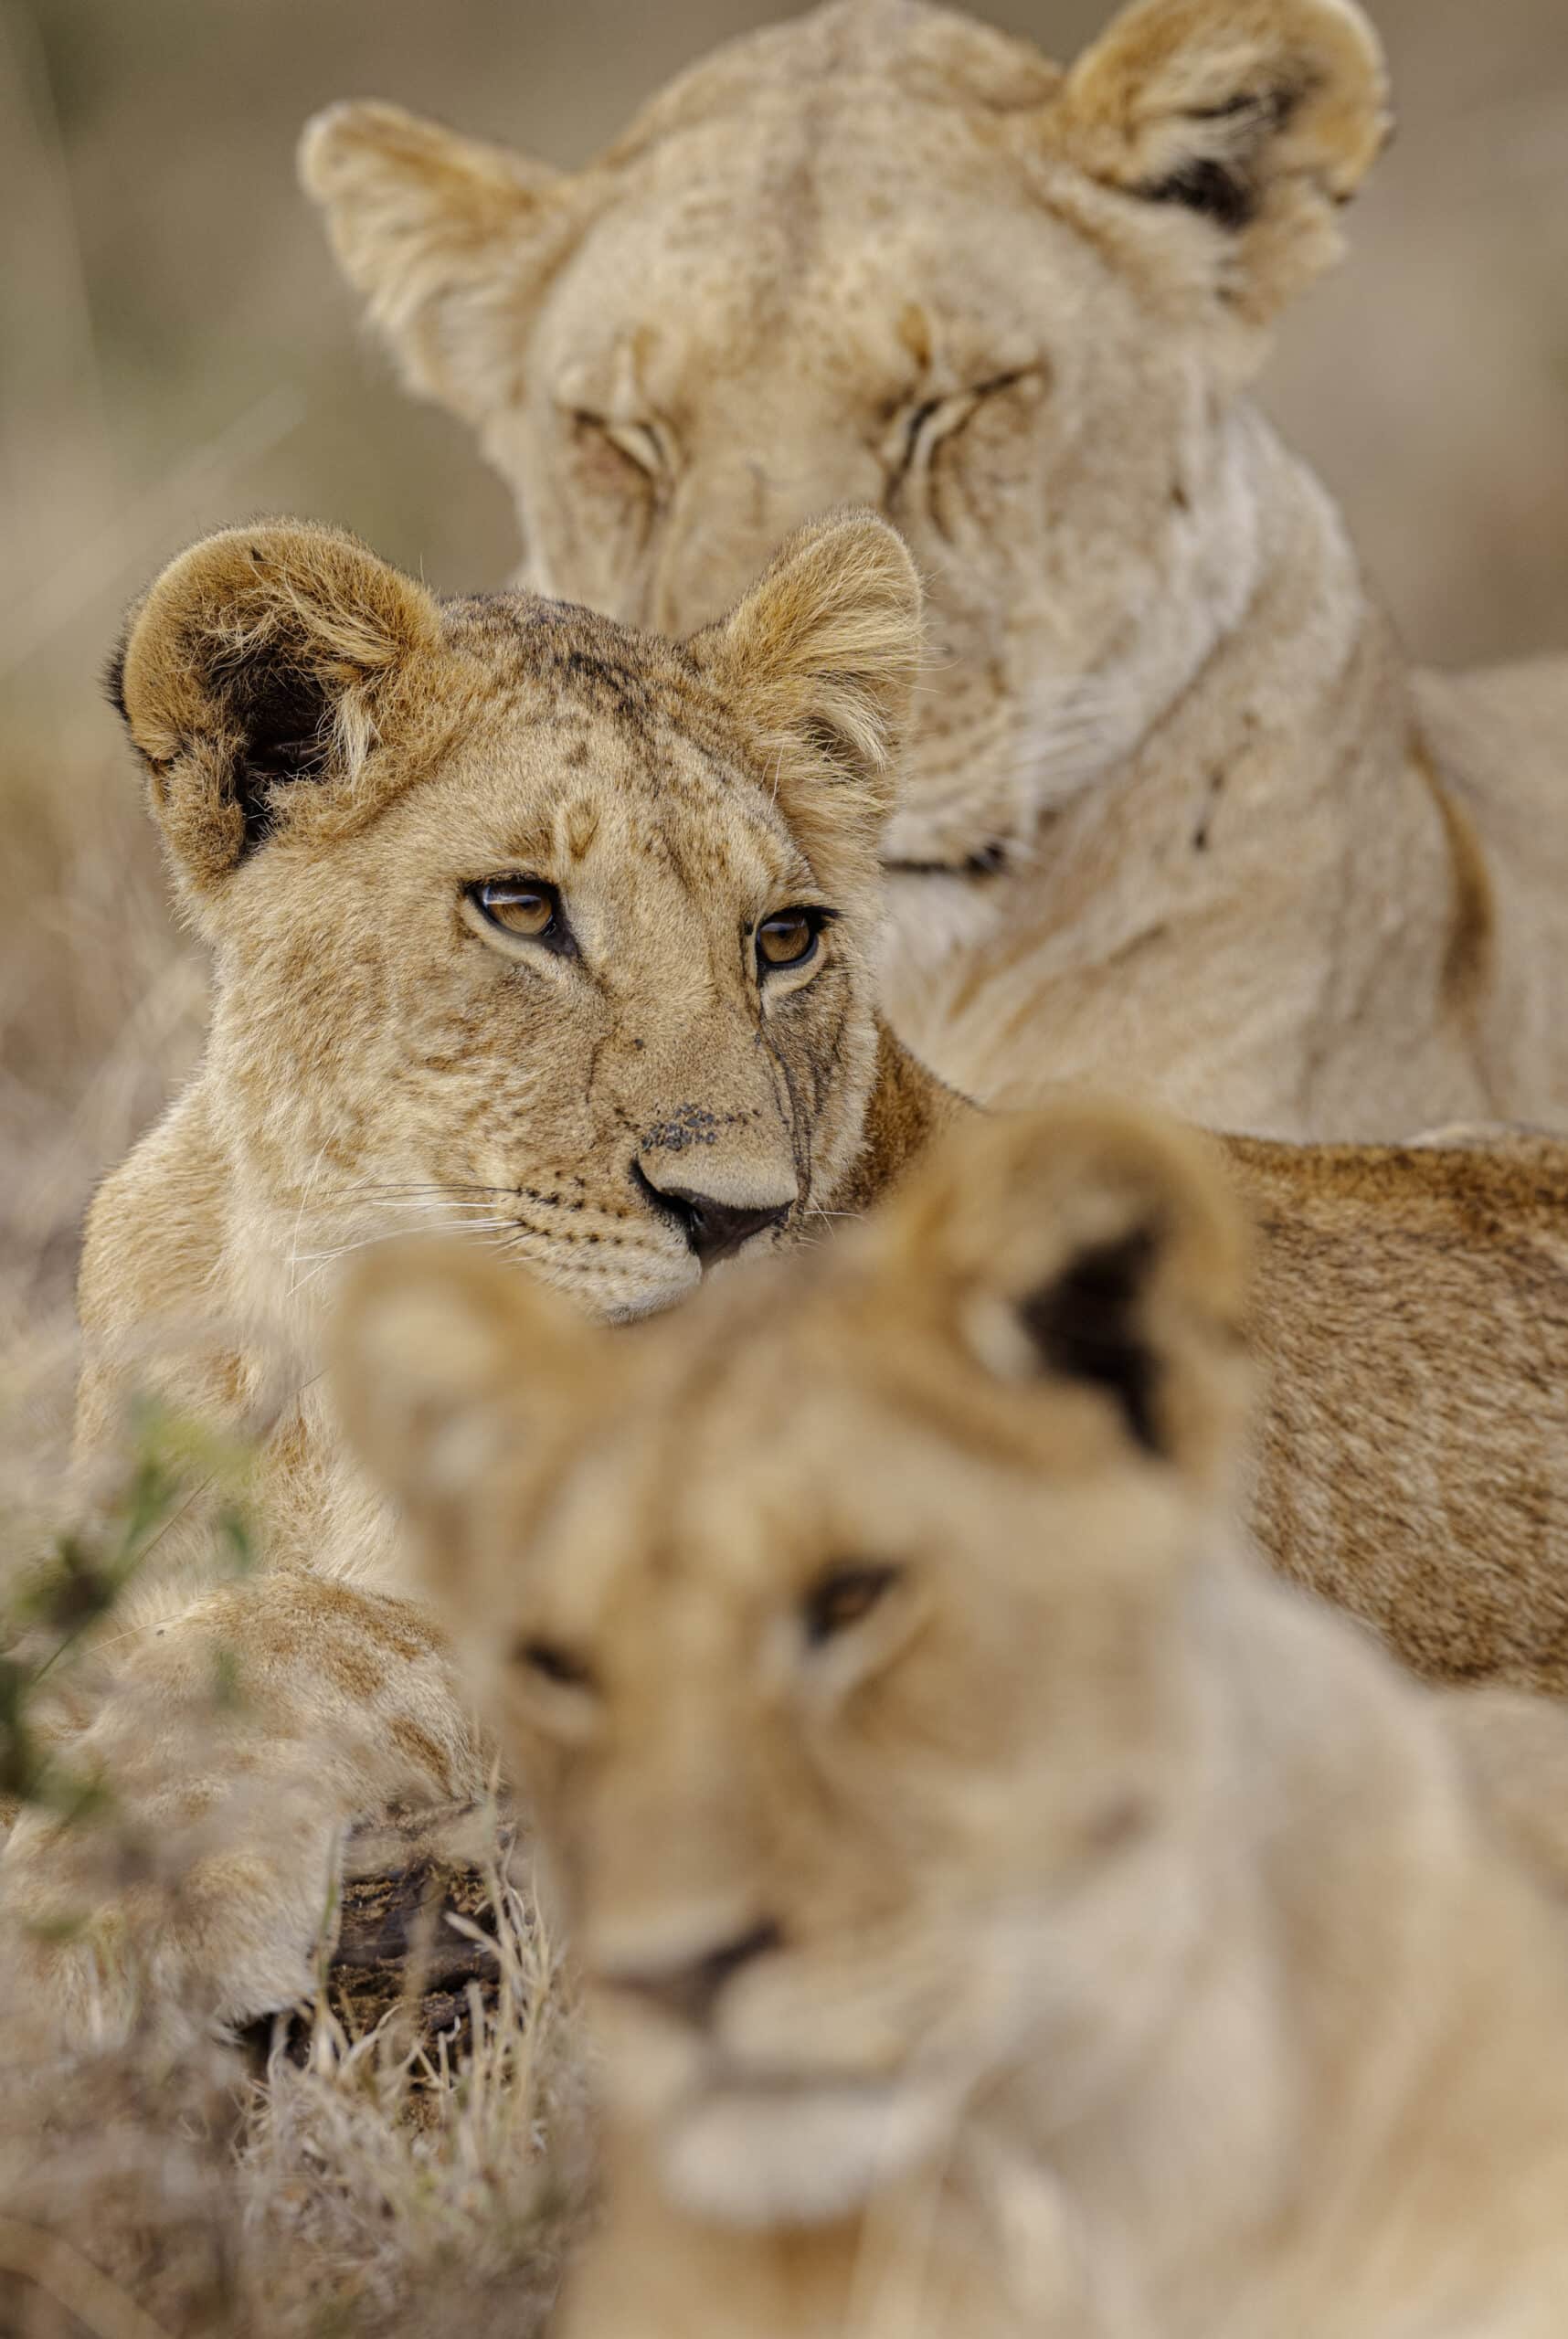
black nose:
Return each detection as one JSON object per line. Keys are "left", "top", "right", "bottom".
{"left": 632, "top": 1163, "right": 790, "bottom": 1265}
{"left": 609, "top": 1920, "right": 784, "bottom": 2031}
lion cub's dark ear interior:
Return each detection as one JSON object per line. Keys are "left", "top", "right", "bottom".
{"left": 1016, "top": 1222, "right": 1165, "bottom": 1455}
{"left": 111, "top": 520, "right": 441, "bottom": 895}
{"left": 1052, "top": 0, "right": 1391, "bottom": 323}
{"left": 874, "top": 1099, "right": 1252, "bottom": 1482}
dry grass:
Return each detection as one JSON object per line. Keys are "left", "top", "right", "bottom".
{"left": 3, "top": 0, "right": 1567, "bottom": 2329}
{"left": 0, "top": 1849, "right": 594, "bottom": 2339}
{"left": 0, "top": 1402, "right": 594, "bottom": 2339}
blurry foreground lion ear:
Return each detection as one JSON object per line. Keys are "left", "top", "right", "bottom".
{"left": 110, "top": 519, "right": 441, "bottom": 903}
{"left": 300, "top": 101, "right": 592, "bottom": 421}
{"left": 329, "top": 1239, "right": 600, "bottom": 1596}
{"left": 868, "top": 1099, "right": 1252, "bottom": 1484}
{"left": 1052, "top": 0, "right": 1391, "bottom": 325}
{"left": 687, "top": 508, "right": 924, "bottom": 884}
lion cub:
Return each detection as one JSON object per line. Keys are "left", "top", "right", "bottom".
{"left": 338, "top": 1106, "right": 1568, "bottom": 2339}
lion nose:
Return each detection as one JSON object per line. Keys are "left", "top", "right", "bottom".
{"left": 606, "top": 1919, "right": 784, "bottom": 2031}
{"left": 631, "top": 1162, "right": 792, "bottom": 1265}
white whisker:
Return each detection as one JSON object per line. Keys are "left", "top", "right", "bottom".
{"left": 341, "top": 1198, "right": 523, "bottom": 1217}
{"left": 287, "top": 1142, "right": 331, "bottom": 1298}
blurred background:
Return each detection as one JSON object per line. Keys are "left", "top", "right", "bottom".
{"left": 2, "top": 0, "right": 1567, "bottom": 1507}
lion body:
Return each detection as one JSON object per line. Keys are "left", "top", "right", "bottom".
{"left": 343, "top": 1105, "right": 1568, "bottom": 2339}
{"left": 1, "top": 513, "right": 949, "bottom": 2033}
{"left": 304, "top": 0, "right": 1568, "bottom": 1138}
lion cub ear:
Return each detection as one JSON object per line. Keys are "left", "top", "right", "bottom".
{"left": 301, "top": 102, "right": 591, "bottom": 422}
{"left": 876, "top": 1100, "right": 1251, "bottom": 1486}
{"left": 687, "top": 509, "right": 923, "bottom": 884}
{"left": 110, "top": 521, "right": 441, "bottom": 904}
{"left": 330, "top": 1240, "right": 605, "bottom": 1606}
{"left": 1052, "top": 0, "right": 1390, "bottom": 323}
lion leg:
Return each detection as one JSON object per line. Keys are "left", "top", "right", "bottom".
{"left": 0, "top": 1572, "right": 483, "bottom": 2041}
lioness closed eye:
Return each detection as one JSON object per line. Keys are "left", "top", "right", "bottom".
{"left": 305, "top": 0, "right": 1568, "bottom": 1139}
{"left": 337, "top": 1105, "right": 1568, "bottom": 2339}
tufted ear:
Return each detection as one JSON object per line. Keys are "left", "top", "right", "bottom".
{"left": 686, "top": 509, "right": 923, "bottom": 884}
{"left": 300, "top": 101, "right": 592, "bottom": 422}
{"left": 330, "top": 1238, "right": 609, "bottom": 1606}
{"left": 1052, "top": 0, "right": 1390, "bottom": 323}
{"left": 867, "top": 1099, "right": 1251, "bottom": 1486}
{"left": 110, "top": 520, "right": 442, "bottom": 897}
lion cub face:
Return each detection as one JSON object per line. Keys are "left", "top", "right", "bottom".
{"left": 304, "top": 0, "right": 1389, "bottom": 869}
{"left": 336, "top": 1102, "right": 1250, "bottom": 2223}
{"left": 112, "top": 511, "right": 918, "bottom": 1321}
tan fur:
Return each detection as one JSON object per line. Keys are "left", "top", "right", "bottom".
{"left": 1230, "top": 1133, "right": 1568, "bottom": 1690}
{"left": 336, "top": 1106, "right": 1568, "bottom": 2339}
{"left": 2, "top": 509, "right": 953, "bottom": 2034}
{"left": 303, "top": 0, "right": 1568, "bottom": 1139}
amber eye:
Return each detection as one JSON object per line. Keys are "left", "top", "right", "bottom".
{"left": 513, "top": 1635, "right": 596, "bottom": 1692}
{"left": 756, "top": 907, "right": 824, "bottom": 975}
{"left": 469, "top": 877, "right": 574, "bottom": 954}
{"left": 800, "top": 1563, "right": 903, "bottom": 1648}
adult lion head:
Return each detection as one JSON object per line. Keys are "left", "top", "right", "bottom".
{"left": 302, "top": 0, "right": 1389, "bottom": 872}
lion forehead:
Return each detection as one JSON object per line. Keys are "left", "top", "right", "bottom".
{"left": 412, "top": 719, "right": 809, "bottom": 945}
{"left": 550, "top": 101, "right": 1092, "bottom": 365}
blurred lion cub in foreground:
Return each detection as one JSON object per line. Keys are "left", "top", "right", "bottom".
{"left": 336, "top": 1106, "right": 1568, "bottom": 2339}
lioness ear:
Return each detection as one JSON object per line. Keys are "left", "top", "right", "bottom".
{"left": 875, "top": 1099, "right": 1250, "bottom": 1482}
{"left": 330, "top": 1239, "right": 604, "bottom": 1607}
{"left": 1053, "top": 0, "right": 1390, "bottom": 323}
{"left": 301, "top": 101, "right": 589, "bottom": 422}
{"left": 110, "top": 520, "right": 441, "bottom": 897}
{"left": 687, "top": 509, "right": 923, "bottom": 879}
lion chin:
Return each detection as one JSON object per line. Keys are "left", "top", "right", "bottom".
{"left": 659, "top": 2075, "right": 954, "bottom": 2228}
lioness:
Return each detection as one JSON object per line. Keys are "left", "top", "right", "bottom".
{"left": 6, "top": 512, "right": 1565, "bottom": 2042}
{"left": 304, "top": 0, "right": 1568, "bottom": 1139}
{"left": 334, "top": 1103, "right": 1568, "bottom": 2339}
